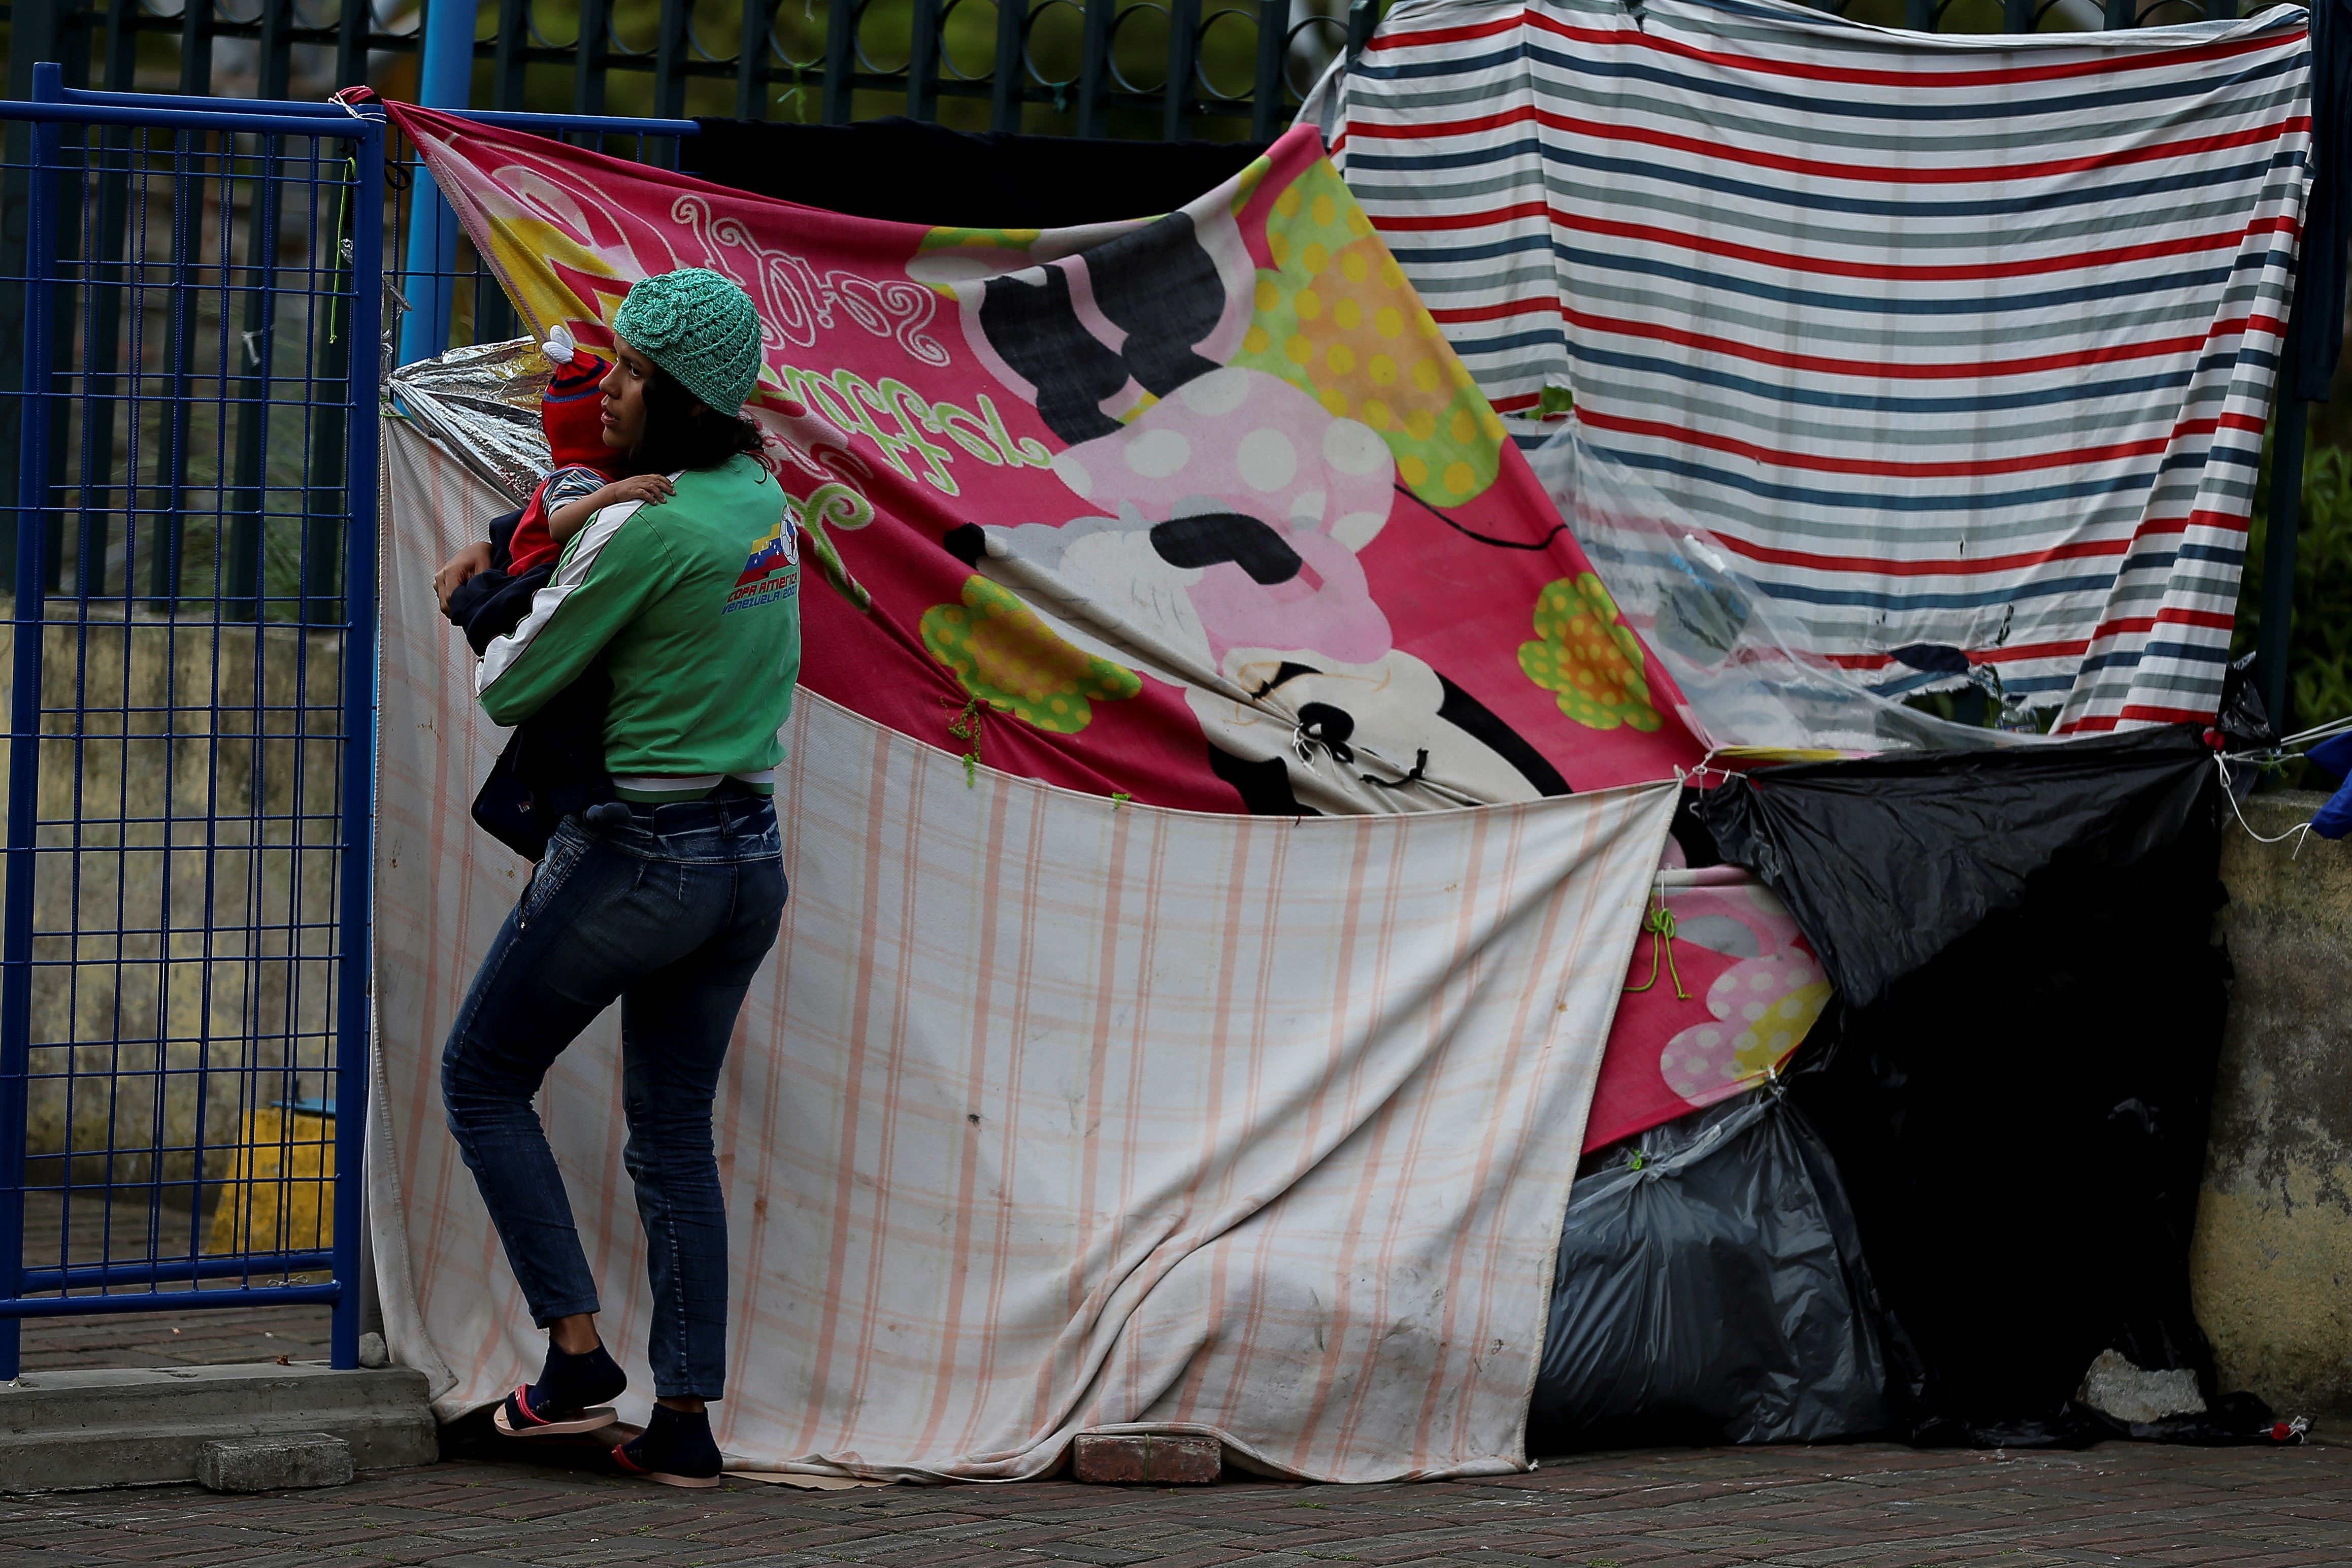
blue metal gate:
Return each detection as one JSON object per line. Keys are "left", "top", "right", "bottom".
{"left": 0, "top": 73, "right": 383, "bottom": 1376}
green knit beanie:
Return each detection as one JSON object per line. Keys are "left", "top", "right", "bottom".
{"left": 612, "top": 267, "right": 764, "bottom": 415}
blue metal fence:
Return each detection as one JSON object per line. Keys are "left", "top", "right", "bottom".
{"left": 0, "top": 70, "right": 382, "bottom": 1376}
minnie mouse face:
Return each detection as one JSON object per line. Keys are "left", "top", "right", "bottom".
{"left": 1038, "top": 366, "right": 1397, "bottom": 670}
{"left": 971, "top": 364, "right": 1584, "bottom": 812}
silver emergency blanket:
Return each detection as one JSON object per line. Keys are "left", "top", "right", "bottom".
{"left": 386, "top": 336, "right": 552, "bottom": 504}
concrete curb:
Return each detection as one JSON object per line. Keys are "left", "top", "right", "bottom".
{"left": 0, "top": 1362, "right": 437, "bottom": 1493}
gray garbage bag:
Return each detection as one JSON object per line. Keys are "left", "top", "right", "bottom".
{"left": 1530, "top": 1090, "right": 1894, "bottom": 1450}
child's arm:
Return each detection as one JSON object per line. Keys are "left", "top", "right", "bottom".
{"left": 547, "top": 473, "right": 676, "bottom": 544}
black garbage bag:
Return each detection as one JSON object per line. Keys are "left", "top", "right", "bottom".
{"left": 1688, "top": 726, "right": 2272, "bottom": 1446}
{"left": 1529, "top": 1089, "right": 1895, "bottom": 1451}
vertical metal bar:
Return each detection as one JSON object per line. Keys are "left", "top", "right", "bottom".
{"left": 656, "top": 0, "right": 692, "bottom": 119}
{"left": 0, "top": 96, "right": 62, "bottom": 1386}
{"left": 38, "top": 60, "right": 77, "bottom": 596}
{"left": 328, "top": 122, "right": 384, "bottom": 1373}
{"left": 2003, "top": 0, "right": 2033, "bottom": 31}
{"left": 1904, "top": 0, "right": 1935, "bottom": 28}
{"left": 0, "top": 2, "right": 68, "bottom": 568}
{"left": 338, "top": 0, "right": 375, "bottom": 86}
{"left": 493, "top": 0, "right": 529, "bottom": 107}
{"left": 397, "top": 0, "right": 480, "bottom": 365}
{"left": 2259, "top": 401, "right": 2308, "bottom": 731}
{"left": 477, "top": 0, "right": 529, "bottom": 344}
{"left": 1344, "top": 0, "right": 1373, "bottom": 59}
{"left": 2104, "top": 0, "right": 2134, "bottom": 24}
{"left": 71, "top": 105, "right": 105, "bottom": 606}
{"left": 305, "top": 154, "right": 355, "bottom": 628}
{"left": 573, "top": 0, "right": 614, "bottom": 114}
{"left": 180, "top": 0, "right": 216, "bottom": 95}
{"left": 228, "top": 0, "right": 297, "bottom": 616}
{"left": 79, "top": 0, "right": 137, "bottom": 599}
{"left": 149, "top": 129, "right": 198, "bottom": 609}
{"left": 822, "top": 0, "right": 857, "bottom": 123}
{"left": 61, "top": 0, "right": 95, "bottom": 87}
{"left": 907, "top": 0, "right": 944, "bottom": 119}
{"left": 259, "top": 0, "right": 297, "bottom": 96}
{"left": 991, "top": 0, "right": 1030, "bottom": 130}
{"left": 737, "top": 0, "right": 774, "bottom": 119}
{"left": 1248, "top": 0, "right": 1289, "bottom": 142}
{"left": 1077, "top": 0, "right": 1113, "bottom": 137}
{"left": 227, "top": 136, "right": 284, "bottom": 623}
{"left": 1162, "top": 0, "right": 1201, "bottom": 140}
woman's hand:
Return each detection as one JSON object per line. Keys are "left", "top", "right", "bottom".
{"left": 436, "top": 541, "right": 493, "bottom": 613}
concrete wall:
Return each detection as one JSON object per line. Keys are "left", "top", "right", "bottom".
{"left": 0, "top": 608, "right": 349, "bottom": 1196}
{"left": 2194, "top": 789, "right": 2352, "bottom": 1418}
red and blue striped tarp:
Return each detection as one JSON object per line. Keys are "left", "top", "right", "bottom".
{"left": 1312, "top": 0, "right": 2314, "bottom": 730}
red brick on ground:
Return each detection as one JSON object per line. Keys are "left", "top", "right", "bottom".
{"left": 1071, "top": 1432, "right": 1222, "bottom": 1485}
{"left": 3, "top": 1440, "right": 2348, "bottom": 1565}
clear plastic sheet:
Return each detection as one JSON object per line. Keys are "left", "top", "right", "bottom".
{"left": 1525, "top": 426, "right": 2057, "bottom": 757}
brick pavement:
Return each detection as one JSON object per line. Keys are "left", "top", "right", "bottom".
{"left": 16, "top": 1193, "right": 335, "bottom": 1372}
{"left": 4, "top": 1440, "right": 2348, "bottom": 1567}
{"left": 15, "top": 1301, "right": 333, "bottom": 1373}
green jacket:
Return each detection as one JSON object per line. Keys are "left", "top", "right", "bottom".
{"left": 476, "top": 453, "right": 801, "bottom": 802}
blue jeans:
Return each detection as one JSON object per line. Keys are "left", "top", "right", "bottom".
{"left": 440, "top": 794, "right": 786, "bottom": 1400}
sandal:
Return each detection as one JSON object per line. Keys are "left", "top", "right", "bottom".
{"left": 612, "top": 1405, "right": 724, "bottom": 1487}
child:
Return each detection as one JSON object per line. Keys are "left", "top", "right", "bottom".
{"left": 443, "top": 327, "right": 647, "bottom": 860}
{"left": 511, "top": 324, "right": 672, "bottom": 569}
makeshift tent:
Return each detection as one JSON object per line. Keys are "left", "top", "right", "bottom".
{"left": 1306, "top": 0, "right": 2317, "bottom": 732}
{"left": 384, "top": 107, "right": 1827, "bottom": 1158}
{"left": 375, "top": 421, "right": 1679, "bottom": 1480}
{"left": 377, "top": 17, "right": 2297, "bottom": 1457}
{"left": 372, "top": 114, "right": 1783, "bottom": 1478}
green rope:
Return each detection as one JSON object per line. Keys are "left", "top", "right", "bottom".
{"left": 947, "top": 695, "right": 984, "bottom": 788}
{"left": 327, "top": 155, "right": 357, "bottom": 347}
{"left": 1622, "top": 894, "right": 1690, "bottom": 1001}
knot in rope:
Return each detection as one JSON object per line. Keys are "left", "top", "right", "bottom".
{"left": 1622, "top": 892, "right": 1690, "bottom": 1001}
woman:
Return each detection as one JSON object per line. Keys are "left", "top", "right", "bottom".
{"left": 432, "top": 268, "right": 796, "bottom": 1488}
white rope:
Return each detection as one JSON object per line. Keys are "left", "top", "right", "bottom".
{"left": 2216, "top": 753, "right": 2315, "bottom": 856}
{"left": 2221, "top": 709, "right": 2352, "bottom": 765}
{"left": 2280, "top": 712, "right": 2352, "bottom": 749}
{"left": 1673, "top": 747, "right": 1726, "bottom": 789}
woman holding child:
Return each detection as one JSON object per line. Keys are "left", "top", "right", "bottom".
{"left": 430, "top": 268, "right": 797, "bottom": 1488}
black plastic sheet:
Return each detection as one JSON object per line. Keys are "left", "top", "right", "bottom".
{"left": 1693, "top": 727, "right": 2215, "bottom": 1011}
{"left": 681, "top": 117, "right": 1270, "bottom": 229}
{"left": 1531, "top": 1090, "right": 1894, "bottom": 1450}
{"left": 1690, "top": 728, "right": 2247, "bottom": 1444}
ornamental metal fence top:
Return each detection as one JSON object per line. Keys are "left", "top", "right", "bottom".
{"left": 0, "top": 0, "right": 2255, "bottom": 149}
